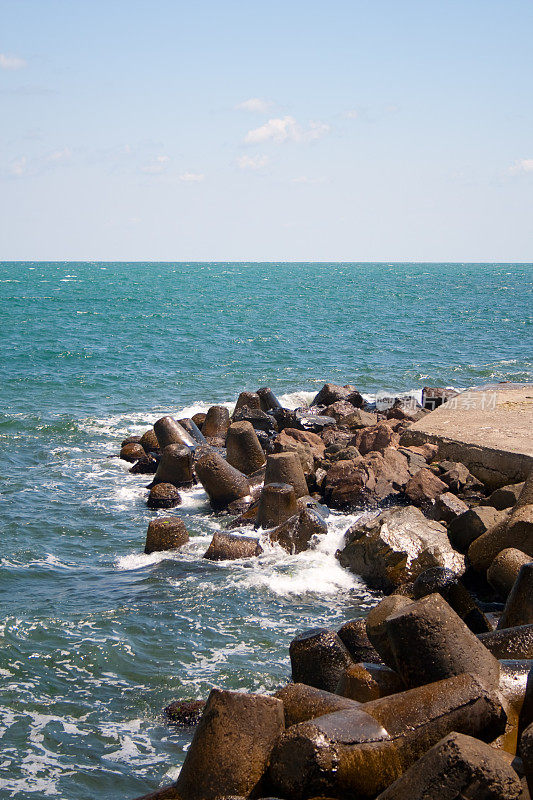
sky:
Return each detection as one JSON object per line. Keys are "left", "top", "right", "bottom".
{"left": 0, "top": 0, "right": 532, "bottom": 262}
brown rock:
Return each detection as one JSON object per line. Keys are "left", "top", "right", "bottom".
{"left": 145, "top": 517, "right": 189, "bottom": 554}
{"left": 428, "top": 491, "right": 470, "bottom": 523}
{"left": 488, "top": 482, "right": 525, "bottom": 510}
{"left": 448, "top": 505, "right": 508, "bottom": 553}
{"left": 312, "top": 383, "right": 361, "bottom": 408}
{"left": 405, "top": 468, "right": 448, "bottom": 507}
{"left": 139, "top": 429, "right": 160, "bottom": 452}
{"left": 289, "top": 628, "right": 355, "bottom": 693}
{"left": 191, "top": 412, "right": 206, "bottom": 430}
{"left": 204, "top": 530, "right": 262, "bottom": 561}
{"left": 479, "top": 625, "right": 533, "bottom": 660}
{"left": 154, "top": 416, "right": 195, "bottom": 449}
{"left": 337, "top": 618, "right": 383, "bottom": 665}
{"left": 488, "top": 548, "right": 532, "bottom": 598}
{"left": 233, "top": 391, "right": 261, "bottom": 416}
{"left": 412, "top": 566, "right": 491, "bottom": 634}
{"left": 152, "top": 443, "right": 193, "bottom": 487}
{"left": 202, "top": 405, "right": 231, "bottom": 440}
{"left": 468, "top": 505, "right": 533, "bottom": 572}
{"left": 195, "top": 451, "right": 250, "bottom": 511}
{"left": 498, "top": 563, "right": 533, "bottom": 629}
{"left": 351, "top": 423, "right": 400, "bottom": 455}
{"left": 269, "top": 508, "right": 327, "bottom": 554}
{"left": 255, "top": 483, "right": 298, "bottom": 529}
{"left": 337, "top": 409, "right": 378, "bottom": 430}
{"left": 226, "top": 421, "right": 266, "bottom": 476}
{"left": 366, "top": 595, "right": 413, "bottom": 667}
{"left": 164, "top": 699, "right": 205, "bottom": 725}
{"left": 276, "top": 428, "right": 325, "bottom": 459}
{"left": 422, "top": 386, "right": 459, "bottom": 410}
{"left": 146, "top": 483, "right": 181, "bottom": 509}
{"left": 324, "top": 400, "right": 359, "bottom": 421}
{"left": 337, "top": 662, "right": 404, "bottom": 703}
{"left": 120, "top": 442, "right": 146, "bottom": 462}
{"left": 274, "top": 683, "right": 360, "bottom": 727}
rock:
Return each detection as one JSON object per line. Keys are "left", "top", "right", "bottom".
{"left": 226, "top": 421, "right": 266, "bottom": 476}
{"left": 232, "top": 406, "right": 278, "bottom": 434}
{"left": 195, "top": 451, "right": 250, "bottom": 511}
{"left": 120, "top": 442, "right": 146, "bottom": 462}
{"left": 121, "top": 435, "right": 142, "bottom": 447}
{"left": 337, "top": 618, "right": 382, "bottom": 665}
{"left": 422, "top": 386, "right": 459, "bottom": 410}
{"left": 202, "top": 405, "right": 231, "bottom": 440}
{"left": 293, "top": 411, "right": 336, "bottom": 433}
{"left": 312, "top": 383, "right": 361, "bottom": 408}
{"left": 488, "top": 548, "right": 533, "bottom": 599}
{"left": 146, "top": 483, "right": 181, "bottom": 509}
{"left": 272, "top": 434, "right": 315, "bottom": 478}
{"left": 204, "top": 530, "right": 262, "bottom": 561}
{"left": 498, "top": 563, "right": 533, "bottom": 630}
{"left": 323, "top": 450, "right": 407, "bottom": 510}
{"left": 516, "top": 470, "right": 533, "bottom": 509}
{"left": 275, "top": 428, "right": 325, "bottom": 459}
{"left": 403, "top": 442, "right": 440, "bottom": 462}
{"left": 488, "top": 482, "right": 525, "bottom": 510}
{"left": 129, "top": 454, "right": 158, "bottom": 474}
{"left": 336, "top": 662, "right": 404, "bottom": 703}
{"left": 351, "top": 423, "right": 400, "bottom": 455}
{"left": 268, "top": 673, "right": 505, "bottom": 800}
{"left": 412, "top": 567, "right": 491, "bottom": 634}
{"left": 145, "top": 517, "right": 189, "bottom": 554}
{"left": 386, "top": 593, "right": 501, "bottom": 689}
{"left": 163, "top": 699, "right": 205, "bottom": 725}
{"left": 154, "top": 416, "right": 196, "bottom": 449}
{"left": 289, "top": 628, "right": 355, "bottom": 693}
{"left": 139, "top": 429, "right": 160, "bottom": 452}
{"left": 468, "top": 505, "right": 533, "bottom": 572}
{"left": 152, "top": 443, "right": 194, "bottom": 487}
{"left": 269, "top": 508, "right": 327, "bottom": 554}
{"left": 177, "top": 417, "right": 207, "bottom": 445}
{"left": 448, "top": 505, "right": 508, "bottom": 553}
{"left": 192, "top": 412, "right": 206, "bottom": 430}
{"left": 264, "top": 452, "right": 308, "bottom": 498}
{"left": 173, "top": 689, "right": 285, "bottom": 800}
{"left": 257, "top": 387, "right": 282, "bottom": 412}
{"left": 337, "top": 409, "right": 378, "bottom": 430}
{"left": 496, "top": 658, "right": 532, "bottom": 754}
{"left": 522, "top": 721, "right": 533, "bottom": 796}
{"left": 405, "top": 468, "right": 448, "bottom": 507}
{"left": 324, "top": 400, "right": 359, "bottom": 421}
{"left": 274, "top": 683, "right": 359, "bottom": 727}
{"left": 337, "top": 506, "right": 465, "bottom": 592}
{"left": 233, "top": 391, "right": 261, "bottom": 416}
{"left": 255, "top": 483, "right": 298, "bottom": 529}
{"left": 479, "top": 625, "right": 533, "bottom": 660}
{"left": 428, "top": 491, "right": 470, "bottom": 523}
{"left": 365, "top": 595, "right": 413, "bottom": 666}
{"left": 519, "top": 665, "right": 533, "bottom": 737}
{"left": 438, "top": 461, "right": 482, "bottom": 494}
{"left": 375, "top": 731, "right": 522, "bottom": 800}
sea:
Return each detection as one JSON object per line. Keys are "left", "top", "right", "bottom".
{"left": 0, "top": 261, "right": 531, "bottom": 799}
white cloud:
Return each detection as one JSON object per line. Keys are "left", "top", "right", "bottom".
{"left": 237, "top": 154, "right": 268, "bottom": 170}
{"left": 179, "top": 171, "right": 204, "bottom": 182}
{"left": 141, "top": 154, "right": 170, "bottom": 174}
{"left": 509, "top": 158, "right": 533, "bottom": 175}
{"left": 0, "top": 53, "right": 27, "bottom": 70}
{"left": 236, "top": 98, "right": 271, "bottom": 113}
{"left": 244, "top": 116, "right": 330, "bottom": 145}
{"left": 46, "top": 147, "right": 71, "bottom": 163}
{"left": 346, "top": 109, "right": 359, "bottom": 119}
{"left": 9, "top": 156, "right": 27, "bottom": 176}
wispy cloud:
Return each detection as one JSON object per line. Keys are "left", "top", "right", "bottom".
{"left": 508, "top": 158, "right": 533, "bottom": 175}
{"left": 8, "top": 156, "right": 27, "bottom": 176}
{"left": 141, "top": 154, "right": 170, "bottom": 174}
{"left": 179, "top": 171, "right": 204, "bottom": 182}
{"left": 0, "top": 53, "right": 27, "bottom": 70}
{"left": 3, "top": 147, "right": 71, "bottom": 179}
{"left": 236, "top": 97, "right": 272, "bottom": 113}
{"left": 237, "top": 154, "right": 268, "bottom": 170}
{"left": 245, "top": 116, "right": 330, "bottom": 145}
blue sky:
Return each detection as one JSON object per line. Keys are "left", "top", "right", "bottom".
{"left": 1, "top": 0, "right": 532, "bottom": 261}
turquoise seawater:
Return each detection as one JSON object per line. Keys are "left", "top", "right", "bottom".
{"left": 0, "top": 261, "right": 531, "bottom": 799}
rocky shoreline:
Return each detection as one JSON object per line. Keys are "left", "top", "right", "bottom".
{"left": 116, "top": 382, "right": 533, "bottom": 799}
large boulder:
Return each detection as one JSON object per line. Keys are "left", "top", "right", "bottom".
{"left": 275, "top": 428, "right": 325, "bottom": 459}
{"left": 269, "top": 507, "right": 327, "bottom": 554}
{"left": 203, "top": 530, "right": 262, "bottom": 561}
{"left": 448, "top": 505, "right": 508, "bottom": 553}
{"left": 337, "top": 506, "right": 465, "bottom": 592}
{"left": 120, "top": 442, "right": 146, "bottom": 462}
{"left": 312, "top": 383, "right": 363, "bottom": 408}
{"left": 351, "top": 423, "right": 400, "bottom": 455}
{"left": 488, "top": 481, "right": 525, "bottom": 510}
{"left": 323, "top": 450, "right": 409, "bottom": 509}
{"left": 338, "top": 408, "right": 378, "bottom": 430}
{"left": 405, "top": 468, "right": 448, "bottom": 508}
{"left": 468, "top": 503, "right": 533, "bottom": 572}
{"left": 324, "top": 400, "right": 359, "bottom": 421}
{"left": 225, "top": 421, "right": 266, "bottom": 476}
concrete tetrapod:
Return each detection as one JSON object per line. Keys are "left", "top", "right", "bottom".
{"left": 195, "top": 451, "right": 250, "bottom": 510}
{"left": 145, "top": 517, "right": 189, "bottom": 554}
{"left": 255, "top": 483, "right": 298, "bottom": 529}
{"left": 225, "top": 421, "right": 266, "bottom": 476}
{"left": 289, "top": 628, "right": 355, "bottom": 693}
{"left": 488, "top": 548, "right": 532, "bottom": 598}
{"left": 274, "top": 683, "right": 360, "bottom": 727}
{"left": 498, "top": 562, "right": 533, "bottom": 629}
{"left": 152, "top": 444, "right": 193, "bottom": 487}
{"left": 154, "top": 416, "right": 195, "bottom": 449}
{"left": 202, "top": 405, "right": 231, "bottom": 441}
{"left": 268, "top": 673, "right": 506, "bottom": 800}
{"left": 375, "top": 731, "right": 522, "bottom": 799}
{"left": 264, "top": 452, "right": 308, "bottom": 499}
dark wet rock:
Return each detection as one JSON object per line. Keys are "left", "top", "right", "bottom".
{"left": 264, "top": 451, "right": 308, "bottom": 498}
{"left": 401, "top": 442, "right": 440, "bottom": 462}
{"left": 386, "top": 593, "right": 501, "bottom": 689}
{"left": 163, "top": 699, "right": 206, "bottom": 725}
{"left": 448, "top": 505, "right": 508, "bottom": 553}
{"left": 479, "top": 625, "right": 533, "bottom": 660}
{"left": 204, "top": 530, "right": 262, "bottom": 561}
{"left": 255, "top": 482, "right": 298, "bottom": 529}
{"left": 202, "top": 405, "right": 231, "bottom": 441}
{"left": 289, "top": 628, "right": 355, "bottom": 693}
{"left": 311, "top": 383, "right": 361, "bottom": 408}
{"left": 121, "top": 435, "right": 142, "bottom": 447}
{"left": 350, "top": 422, "right": 400, "bottom": 455}
{"left": 232, "top": 406, "right": 278, "bottom": 434}
{"left": 488, "top": 481, "right": 525, "bottom": 510}
{"left": 336, "top": 662, "right": 404, "bottom": 703}
{"left": 324, "top": 400, "right": 359, "bottom": 421}
{"left": 438, "top": 461, "right": 484, "bottom": 494}
{"left": 173, "top": 689, "right": 285, "bottom": 800}
{"left": 320, "top": 427, "right": 353, "bottom": 449}
{"left": 268, "top": 673, "right": 505, "bottom": 800}
{"left": 519, "top": 664, "right": 533, "bottom": 737}
{"left": 293, "top": 410, "right": 336, "bottom": 433}
{"left": 177, "top": 417, "right": 206, "bottom": 445}
{"left": 233, "top": 391, "right": 261, "bottom": 416}
{"left": 195, "top": 451, "right": 250, "bottom": 511}
{"left": 191, "top": 412, "right": 206, "bottom": 430}
{"left": 405, "top": 468, "right": 448, "bottom": 508}
{"left": 146, "top": 483, "right": 182, "bottom": 509}
{"left": 498, "top": 563, "right": 533, "bottom": 630}
{"left": 120, "top": 442, "right": 146, "bottom": 462}
{"left": 427, "top": 491, "right": 470, "bottom": 523}
{"left": 366, "top": 595, "right": 416, "bottom": 666}
{"left": 129, "top": 454, "right": 158, "bottom": 474}
{"left": 337, "top": 506, "right": 465, "bottom": 592}
{"left": 154, "top": 416, "right": 195, "bottom": 449}
{"left": 269, "top": 507, "right": 327, "bottom": 554}
{"left": 328, "top": 445, "right": 362, "bottom": 462}
{"left": 257, "top": 387, "right": 282, "bottom": 412}
{"left": 337, "top": 618, "right": 383, "bottom": 664}
{"left": 412, "top": 567, "right": 491, "bottom": 634}
{"left": 226, "top": 421, "right": 266, "bottom": 476}
{"left": 488, "top": 547, "right": 532, "bottom": 600}
{"left": 422, "top": 386, "right": 459, "bottom": 410}
{"left": 145, "top": 516, "right": 189, "bottom": 554}
{"left": 274, "top": 683, "right": 359, "bottom": 727}
{"left": 375, "top": 731, "right": 522, "bottom": 799}
{"left": 139, "top": 429, "right": 160, "bottom": 452}
{"left": 152, "top": 443, "right": 193, "bottom": 487}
